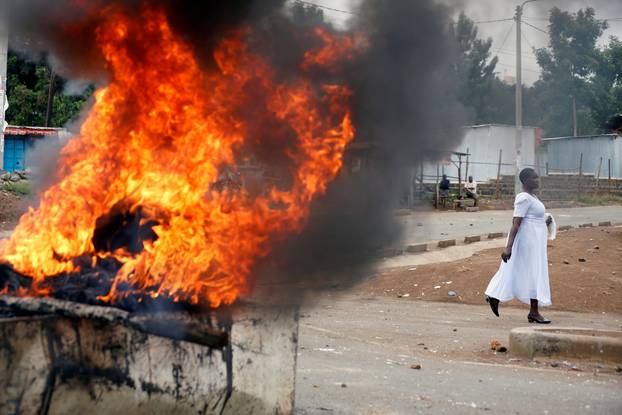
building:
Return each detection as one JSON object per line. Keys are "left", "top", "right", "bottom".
{"left": 1, "top": 125, "right": 68, "bottom": 172}
{"left": 540, "top": 134, "right": 621, "bottom": 179}
{"left": 421, "top": 124, "right": 541, "bottom": 183}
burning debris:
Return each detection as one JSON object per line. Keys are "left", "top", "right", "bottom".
{"left": 1, "top": 3, "right": 358, "bottom": 308}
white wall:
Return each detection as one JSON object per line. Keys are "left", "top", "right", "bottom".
{"left": 543, "top": 135, "right": 621, "bottom": 178}
{"left": 421, "top": 124, "right": 537, "bottom": 183}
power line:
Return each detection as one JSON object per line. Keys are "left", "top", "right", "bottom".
{"left": 495, "top": 21, "right": 515, "bottom": 57}
{"left": 521, "top": 30, "right": 538, "bottom": 55}
{"left": 293, "top": 0, "right": 357, "bottom": 16}
{"left": 521, "top": 20, "right": 548, "bottom": 35}
{"left": 496, "top": 62, "right": 540, "bottom": 74}
{"left": 497, "top": 49, "right": 538, "bottom": 60}
{"left": 473, "top": 17, "right": 514, "bottom": 24}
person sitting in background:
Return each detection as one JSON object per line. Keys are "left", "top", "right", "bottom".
{"left": 439, "top": 174, "right": 450, "bottom": 197}
{"left": 464, "top": 176, "right": 478, "bottom": 206}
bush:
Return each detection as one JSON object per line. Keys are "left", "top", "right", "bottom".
{"left": 2, "top": 180, "right": 32, "bottom": 196}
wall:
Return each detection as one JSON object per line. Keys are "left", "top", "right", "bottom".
{"left": 421, "top": 124, "right": 538, "bottom": 183}
{"left": 543, "top": 135, "right": 621, "bottom": 179}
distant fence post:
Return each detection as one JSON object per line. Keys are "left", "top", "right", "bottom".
{"left": 496, "top": 149, "right": 502, "bottom": 199}
{"left": 465, "top": 147, "right": 469, "bottom": 183}
{"left": 608, "top": 159, "right": 611, "bottom": 195}
{"left": 545, "top": 162, "right": 549, "bottom": 176}
{"left": 578, "top": 152, "right": 583, "bottom": 197}
{"left": 596, "top": 157, "right": 602, "bottom": 195}
{"left": 435, "top": 163, "right": 440, "bottom": 209}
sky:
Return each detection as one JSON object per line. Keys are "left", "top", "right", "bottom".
{"left": 292, "top": 0, "right": 622, "bottom": 85}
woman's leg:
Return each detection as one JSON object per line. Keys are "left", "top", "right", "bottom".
{"left": 528, "top": 299, "right": 551, "bottom": 323}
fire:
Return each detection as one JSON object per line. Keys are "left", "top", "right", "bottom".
{"left": 0, "top": 6, "right": 357, "bottom": 307}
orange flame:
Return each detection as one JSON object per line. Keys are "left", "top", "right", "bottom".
{"left": 0, "top": 7, "right": 357, "bottom": 308}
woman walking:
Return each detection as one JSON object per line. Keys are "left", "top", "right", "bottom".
{"left": 485, "top": 168, "right": 552, "bottom": 324}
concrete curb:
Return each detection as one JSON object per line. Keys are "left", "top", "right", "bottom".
{"left": 509, "top": 327, "right": 622, "bottom": 363}
{"left": 376, "top": 221, "right": 618, "bottom": 259}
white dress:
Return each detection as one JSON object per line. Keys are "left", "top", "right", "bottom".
{"left": 485, "top": 192, "right": 551, "bottom": 306}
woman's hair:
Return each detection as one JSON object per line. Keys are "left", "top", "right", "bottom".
{"left": 519, "top": 168, "right": 537, "bottom": 184}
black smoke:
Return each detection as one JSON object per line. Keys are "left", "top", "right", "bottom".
{"left": 257, "top": 0, "right": 465, "bottom": 303}
{"left": 5, "top": 0, "right": 466, "bottom": 306}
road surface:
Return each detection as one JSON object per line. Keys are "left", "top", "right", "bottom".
{"left": 295, "top": 295, "right": 622, "bottom": 414}
{"left": 396, "top": 206, "right": 622, "bottom": 245}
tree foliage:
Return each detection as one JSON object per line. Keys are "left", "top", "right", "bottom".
{"left": 456, "top": 7, "right": 621, "bottom": 137}
{"left": 529, "top": 7, "right": 608, "bottom": 136}
{"left": 6, "top": 51, "right": 92, "bottom": 127}
{"left": 452, "top": 12, "right": 499, "bottom": 124}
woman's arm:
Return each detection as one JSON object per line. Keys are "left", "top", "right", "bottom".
{"left": 501, "top": 217, "right": 523, "bottom": 262}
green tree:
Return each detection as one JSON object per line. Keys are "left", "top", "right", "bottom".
{"left": 6, "top": 51, "right": 92, "bottom": 127}
{"left": 530, "top": 7, "right": 608, "bottom": 136}
{"left": 452, "top": 12, "right": 499, "bottom": 124}
{"left": 589, "top": 37, "right": 622, "bottom": 132}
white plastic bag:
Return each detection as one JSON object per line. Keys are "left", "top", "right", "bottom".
{"left": 546, "top": 213, "right": 557, "bottom": 240}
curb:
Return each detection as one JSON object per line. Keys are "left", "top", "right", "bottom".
{"left": 509, "top": 327, "right": 622, "bottom": 363}
{"left": 377, "top": 221, "right": 618, "bottom": 259}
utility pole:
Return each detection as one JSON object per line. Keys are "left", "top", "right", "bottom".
{"left": 514, "top": 5, "right": 523, "bottom": 195}
{"left": 0, "top": 2, "right": 8, "bottom": 171}
{"left": 514, "top": 0, "right": 538, "bottom": 194}
{"left": 572, "top": 96, "right": 578, "bottom": 136}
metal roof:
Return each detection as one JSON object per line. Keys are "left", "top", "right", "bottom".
{"left": 463, "top": 124, "right": 540, "bottom": 130}
{"left": 542, "top": 134, "right": 620, "bottom": 142}
{"left": 4, "top": 125, "right": 66, "bottom": 137}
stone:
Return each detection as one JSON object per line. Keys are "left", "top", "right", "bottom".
{"left": 488, "top": 232, "right": 503, "bottom": 239}
{"left": 464, "top": 235, "right": 481, "bottom": 244}
{"left": 410, "top": 364, "right": 421, "bottom": 370}
{"left": 9, "top": 173, "right": 21, "bottom": 182}
{"left": 563, "top": 260, "right": 570, "bottom": 265}
{"left": 406, "top": 244, "right": 427, "bottom": 254}
{"left": 438, "top": 239, "right": 456, "bottom": 248}
{"left": 578, "top": 258, "right": 587, "bottom": 262}
{"left": 447, "top": 291, "right": 457, "bottom": 298}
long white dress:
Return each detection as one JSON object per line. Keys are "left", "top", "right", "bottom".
{"left": 485, "top": 192, "right": 551, "bottom": 306}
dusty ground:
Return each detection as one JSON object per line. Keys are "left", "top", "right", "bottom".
{"left": 358, "top": 226, "right": 622, "bottom": 314}
{"left": 0, "top": 191, "right": 32, "bottom": 232}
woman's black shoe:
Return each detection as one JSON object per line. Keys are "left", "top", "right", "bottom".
{"left": 527, "top": 314, "right": 551, "bottom": 324}
{"left": 486, "top": 296, "right": 500, "bottom": 317}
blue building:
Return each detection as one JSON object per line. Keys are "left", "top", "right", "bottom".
{"left": 1, "top": 126, "right": 66, "bottom": 172}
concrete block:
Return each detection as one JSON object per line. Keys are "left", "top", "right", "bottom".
{"left": 406, "top": 244, "right": 428, "bottom": 254}
{"left": 0, "top": 300, "right": 299, "bottom": 414}
{"left": 598, "top": 221, "right": 612, "bottom": 227}
{"left": 509, "top": 327, "right": 622, "bottom": 364}
{"left": 488, "top": 232, "right": 503, "bottom": 239}
{"left": 464, "top": 235, "right": 481, "bottom": 244}
{"left": 557, "top": 225, "right": 573, "bottom": 231}
{"left": 438, "top": 239, "right": 456, "bottom": 248}
{"left": 376, "top": 248, "right": 403, "bottom": 258}
{"left": 579, "top": 223, "right": 594, "bottom": 228}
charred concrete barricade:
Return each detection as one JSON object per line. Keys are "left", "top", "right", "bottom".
{"left": 0, "top": 296, "right": 299, "bottom": 415}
